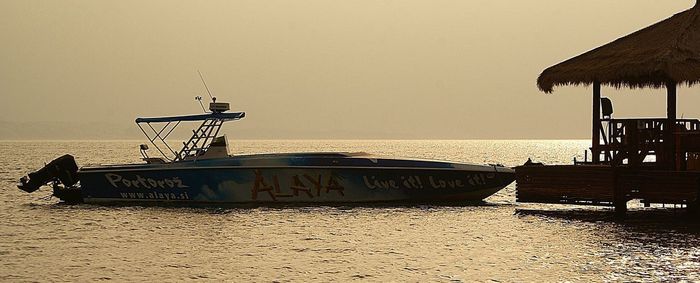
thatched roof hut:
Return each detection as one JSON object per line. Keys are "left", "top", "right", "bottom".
{"left": 537, "top": 3, "right": 700, "bottom": 165}
{"left": 538, "top": 2, "right": 700, "bottom": 93}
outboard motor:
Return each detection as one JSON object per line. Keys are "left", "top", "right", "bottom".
{"left": 18, "top": 154, "right": 79, "bottom": 193}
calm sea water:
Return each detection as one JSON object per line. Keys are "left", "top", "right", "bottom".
{"left": 1, "top": 140, "right": 699, "bottom": 282}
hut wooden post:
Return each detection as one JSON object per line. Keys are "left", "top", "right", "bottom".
{"left": 667, "top": 82, "right": 677, "bottom": 169}
{"left": 592, "top": 81, "right": 601, "bottom": 163}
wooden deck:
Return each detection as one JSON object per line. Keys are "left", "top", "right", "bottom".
{"left": 516, "top": 164, "right": 700, "bottom": 207}
{"left": 515, "top": 116, "right": 700, "bottom": 213}
{"left": 516, "top": 165, "right": 616, "bottom": 206}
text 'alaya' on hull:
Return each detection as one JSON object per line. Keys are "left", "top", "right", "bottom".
{"left": 18, "top": 100, "right": 515, "bottom": 206}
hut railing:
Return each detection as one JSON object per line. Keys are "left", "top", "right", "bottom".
{"left": 592, "top": 118, "right": 700, "bottom": 166}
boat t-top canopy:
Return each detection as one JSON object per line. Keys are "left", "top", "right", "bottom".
{"left": 136, "top": 110, "right": 245, "bottom": 162}
{"left": 135, "top": 112, "right": 245, "bottom": 123}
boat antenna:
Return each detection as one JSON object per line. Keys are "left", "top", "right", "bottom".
{"left": 197, "top": 70, "right": 216, "bottom": 102}
{"left": 195, "top": 96, "right": 208, "bottom": 113}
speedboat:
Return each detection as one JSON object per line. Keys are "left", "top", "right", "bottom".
{"left": 17, "top": 99, "right": 515, "bottom": 205}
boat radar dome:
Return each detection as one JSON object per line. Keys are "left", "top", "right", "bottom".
{"left": 209, "top": 102, "right": 230, "bottom": 113}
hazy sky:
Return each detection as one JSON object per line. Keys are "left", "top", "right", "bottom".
{"left": 1, "top": 0, "right": 697, "bottom": 139}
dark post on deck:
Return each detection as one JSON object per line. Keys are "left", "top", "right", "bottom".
{"left": 667, "top": 82, "right": 677, "bottom": 169}
{"left": 592, "top": 81, "right": 601, "bottom": 163}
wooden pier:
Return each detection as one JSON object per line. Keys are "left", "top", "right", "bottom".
{"left": 515, "top": 2, "right": 700, "bottom": 214}
{"left": 516, "top": 165, "right": 700, "bottom": 213}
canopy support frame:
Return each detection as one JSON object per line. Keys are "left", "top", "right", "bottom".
{"left": 134, "top": 112, "right": 244, "bottom": 163}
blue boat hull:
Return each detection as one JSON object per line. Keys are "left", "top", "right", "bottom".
{"left": 78, "top": 166, "right": 514, "bottom": 205}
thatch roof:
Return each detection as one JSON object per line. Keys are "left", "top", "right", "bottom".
{"left": 538, "top": 2, "right": 700, "bottom": 93}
